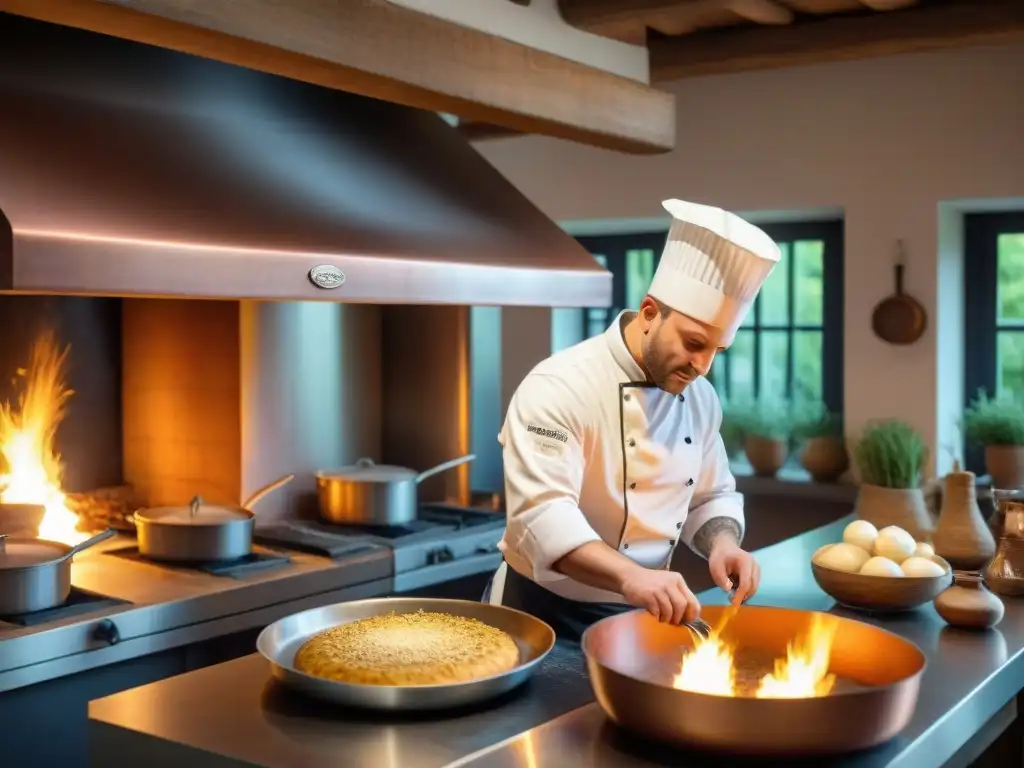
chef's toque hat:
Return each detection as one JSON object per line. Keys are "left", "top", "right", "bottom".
{"left": 647, "top": 199, "right": 781, "bottom": 346}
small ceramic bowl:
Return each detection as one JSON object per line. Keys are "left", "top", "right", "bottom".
{"left": 811, "top": 543, "right": 953, "bottom": 612}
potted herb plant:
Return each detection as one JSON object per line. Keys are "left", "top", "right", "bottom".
{"left": 853, "top": 419, "right": 933, "bottom": 540}
{"left": 963, "top": 390, "right": 1024, "bottom": 490}
{"left": 793, "top": 404, "right": 848, "bottom": 483}
{"left": 729, "top": 400, "right": 791, "bottom": 478}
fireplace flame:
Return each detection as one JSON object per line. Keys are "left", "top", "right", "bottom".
{"left": 0, "top": 332, "right": 86, "bottom": 545}
{"left": 672, "top": 609, "right": 838, "bottom": 698}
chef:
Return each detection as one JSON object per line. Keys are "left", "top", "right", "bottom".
{"left": 485, "top": 199, "right": 781, "bottom": 641}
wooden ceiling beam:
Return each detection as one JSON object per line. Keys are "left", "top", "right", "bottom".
{"left": 649, "top": 0, "right": 1024, "bottom": 81}
{"left": 856, "top": 0, "right": 919, "bottom": 10}
{"left": 0, "top": 0, "right": 676, "bottom": 154}
{"left": 457, "top": 122, "right": 525, "bottom": 142}
{"left": 727, "top": 0, "right": 794, "bottom": 26}
{"left": 560, "top": 0, "right": 792, "bottom": 40}
{"left": 559, "top": 0, "right": 698, "bottom": 31}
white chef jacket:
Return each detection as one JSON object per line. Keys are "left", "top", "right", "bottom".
{"left": 494, "top": 311, "right": 744, "bottom": 604}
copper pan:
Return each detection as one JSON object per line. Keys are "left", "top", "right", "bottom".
{"left": 871, "top": 242, "right": 927, "bottom": 346}
{"left": 581, "top": 605, "right": 926, "bottom": 757}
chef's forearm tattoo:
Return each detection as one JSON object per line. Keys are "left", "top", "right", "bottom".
{"left": 692, "top": 517, "right": 743, "bottom": 559}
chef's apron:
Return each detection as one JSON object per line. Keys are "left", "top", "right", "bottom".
{"left": 482, "top": 561, "right": 631, "bottom": 643}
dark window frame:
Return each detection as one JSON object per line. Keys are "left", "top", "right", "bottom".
{"left": 576, "top": 219, "right": 845, "bottom": 414}
{"left": 963, "top": 211, "right": 1024, "bottom": 472}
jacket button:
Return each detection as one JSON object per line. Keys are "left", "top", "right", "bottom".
{"left": 678, "top": 394, "right": 685, "bottom": 402}
{"left": 628, "top": 438, "right": 636, "bottom": 447}
{"left": 676, "top": 522, "right": 682, "bottom": 529}
{"left": 629, "top": 482, "right": 636, "bottom": 490}
{"left": 686, "top": 478, "right": 694, "bottom": 486}
{"left": 684, "top": 437, "right": 692, "bottom": 444}
{"left": 624, "top": 394, "right": 631, "bottom": 402}
{"left": 623, "top": 543, "right": 629, "bottom": 550}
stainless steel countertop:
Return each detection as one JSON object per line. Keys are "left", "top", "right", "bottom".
{"left": 0, "top": 534, "right": 392, "bottom": 691}
{"left": 90, "top": 640, "right": 595, "bottom": 768}
{"left": 88, "top": 517, "right": 1024, "bottom": 768}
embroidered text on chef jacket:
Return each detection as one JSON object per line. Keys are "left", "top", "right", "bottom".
{"left": 497, "top": 311, "right": 743, "bottom": 604}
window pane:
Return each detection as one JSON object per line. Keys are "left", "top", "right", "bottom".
{"left": 792, "top": 330, "right": 824, "bottom": 404}
{"left": 625, "top": 249, "right": 656, "bottom": 309}
{"left": 586, "top": 254, "right": 609, "bottom": 337}
{"left": 728, "top": 330, "right": 755, "bottom": 402}
{"left": 586, "top": 309, "right": 607, "bottom": 338}
{"left": 793, "top": 240, "right": 824, "bottom": 326}
{"left": 759, "top": 242, "right": 790, "bottom": 325}
{"left": 708, "top": 352, "right": 728, "bottom": 398}
{"left": 997, "top": 233, "right": 1024, "bottom": 324}
{"left": 740, "top": 302, "right": 755, "bottom": 327}
{"left": 758, "top": 330, "right": 789, "bottom": 399}
{"left": 997, "top": 331, "right": 1024, "bottom": 400}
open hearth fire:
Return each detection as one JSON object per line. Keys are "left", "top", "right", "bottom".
{"left": 0, "top": 331, "right": 87, "bottom": 545}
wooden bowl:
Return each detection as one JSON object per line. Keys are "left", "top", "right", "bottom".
{"left": 811, "top": 544, "right": 953, "bottom": 612}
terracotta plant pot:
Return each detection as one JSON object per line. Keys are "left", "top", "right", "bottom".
{"left": 800, "top": 436, "right": 849, "bottom": 482}
{"left": 985, "top": 445, "right": 1024, "bottom": 490}
{"left": 854, "top": 484, "right": 934, "bottom": 542}
{"left": 744, "top": 435, "right": 788, "bottom": 477}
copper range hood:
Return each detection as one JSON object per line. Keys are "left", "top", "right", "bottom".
{"left": 0, "top": 14, "right": 611, "bottom": 308}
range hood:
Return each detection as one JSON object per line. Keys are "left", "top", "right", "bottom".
{"left": 0, "top": 14, "right": 611, "bottom": 308}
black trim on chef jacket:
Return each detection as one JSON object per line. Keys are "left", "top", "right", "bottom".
{"left": 617, "top": 382, "right": 685, "bottom": 552}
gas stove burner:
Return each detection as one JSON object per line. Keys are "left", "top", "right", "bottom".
{"left": 0, "top": 587, "right": 130, "bottom": 628}
{"left": 105, "top": 546, "right": 293, "bottom": 578}
{"left": 252, "top": 525, "right": 386, "bottom": 559}
{"left": 419, "top": 503, "right": 504, "bottom": 529}
{"left": 264, "top": 503, "right": 505, "bottom": 547}
{"left": 313, "top": 518, "right": 434, "bottom": 540}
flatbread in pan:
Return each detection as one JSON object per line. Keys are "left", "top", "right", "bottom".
{"left": 293, "top": 610, "right": 521, "bottom": 686}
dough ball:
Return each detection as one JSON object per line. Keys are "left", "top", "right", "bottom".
{"left": 842, "top": 519, "right": 878, "bottom": 552}
{"left": 814, "top": 542, "right": 871, "bottom": 573}
{"left": 860, "top": 556, "right": 904, "bottom": 577}
{"left": 900, "top": 556, "right": 946, "bottom": 578}
{"left": 874, "top": 526, "right": 916, "bottom": 564}
{"left": 913, "top": 542, "right": 935, "bottom": 559}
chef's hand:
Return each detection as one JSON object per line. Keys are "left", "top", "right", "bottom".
{"left": 708, "top": 538, "right": 760, "bottom": 605}
{"left": 619, "top": 566, "right": 701, "bottom": 625}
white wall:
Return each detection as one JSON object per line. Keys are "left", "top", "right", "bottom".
{"left": 477, "top": 42, "right": 1024, "bottom": 478}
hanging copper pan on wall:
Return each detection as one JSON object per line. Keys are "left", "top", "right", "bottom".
{"left": 872, "top": 240, "right": 927, "bottom": 345}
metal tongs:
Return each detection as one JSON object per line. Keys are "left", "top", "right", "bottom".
{"left": 679, "top": 581, "right": 744, "bottom": 640}
{"left": 681, "top": 618, "right": 712, "bottom": 640}
{"left": 188, "top": 495, "right": 204, "bottom": 520}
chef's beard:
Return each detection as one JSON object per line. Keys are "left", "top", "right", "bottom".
{"left": 642, "top": 331, "right": 699, "bottom": 395}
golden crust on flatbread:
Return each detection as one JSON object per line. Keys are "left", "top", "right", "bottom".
{"left": 293, "top": 610, "right": 520, "bottom": 686}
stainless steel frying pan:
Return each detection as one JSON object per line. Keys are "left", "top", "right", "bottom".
{"left": 256, "top": 597, "right": 555, "bottom": 711}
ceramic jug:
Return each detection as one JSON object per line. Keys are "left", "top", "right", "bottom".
{"left": 932, "top": 463, "right": 996, "bottom": 571}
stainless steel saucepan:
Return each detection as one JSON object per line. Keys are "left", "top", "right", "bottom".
{"left": 133, "top": 474, "right": 294, "bottom": 562}
{"left": 582, "top": 605, "right": 926, "bottom": 756}
{"left": 0, "top": 528, "right": 116, "bottom": 615}
{"left": 316, "top": 454, "right": 476, "bottom": 526}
